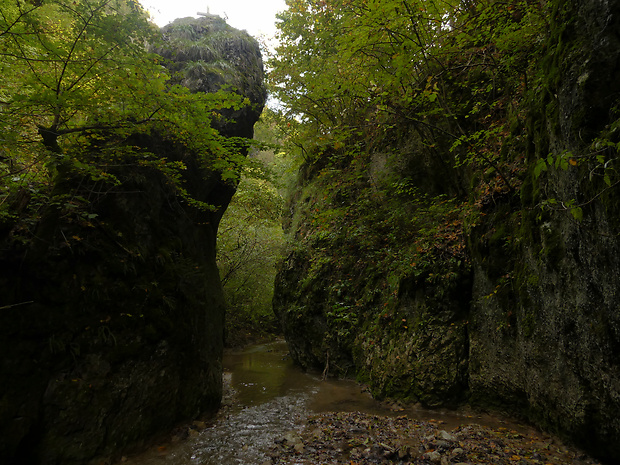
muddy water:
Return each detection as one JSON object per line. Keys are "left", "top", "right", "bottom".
{"left": 120, "top": 340, "right": 521, "bottom": 465}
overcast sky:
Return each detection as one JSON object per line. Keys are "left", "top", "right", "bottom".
{"left": 139, "top": 0, "right": 288, "bottom": 39}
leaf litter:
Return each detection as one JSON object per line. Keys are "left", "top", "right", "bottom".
{"left": 268, "top": 411, "right": 600, "bottom": 465}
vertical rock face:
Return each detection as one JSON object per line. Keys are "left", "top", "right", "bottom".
{"left": 468, "top": 0, "right": 620, "bottom": 460}
{"left": 273, "top": 0, "right": 620, "bottom": 462}
{"left": 273, "top": 141, "right": 472, "bottom": 409}
{"left": 0, "top": 16, "right": 265, "bottom": 465}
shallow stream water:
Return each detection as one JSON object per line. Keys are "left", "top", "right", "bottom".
{"left": 120, "top": 340, "right": 529, "bottom": 465}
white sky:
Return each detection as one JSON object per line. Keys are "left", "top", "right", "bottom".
{"left": 140, "top": 0, "right": 288, "bottom": 39}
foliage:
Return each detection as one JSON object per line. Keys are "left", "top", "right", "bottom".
{"left": 270, "top": 0, "right": 458, "bottom": 127}
{"left": 0, "top": 0, "right": 252, "bottom": 235}
{"left": 268, "top": 0, "right": 563, "bottom": 384}
{"left": 268, "top": 0, "right": 551, "bottom": 196}
{"left": 217, "top": 176, "right": 284, "bottom": 304}
{"left": 217, "top": 111, "right": 289, "bottom": 345}
{"left": 533, "top": 135, "right": 620, "bottom": 221}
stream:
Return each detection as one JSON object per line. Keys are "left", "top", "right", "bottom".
{"left": 119, "top": 340, "right": 594, "bottom": 465}
{"left": 121, "top": 339, "right": 395, "bottom": 464}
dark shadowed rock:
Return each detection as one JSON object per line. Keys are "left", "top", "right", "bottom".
{"left": 0, "top": 14, "right": 265, "bottom": 465}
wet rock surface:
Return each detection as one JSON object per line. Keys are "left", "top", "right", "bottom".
{"left": 269, "top": 411, "right": 600, "bottom": 465}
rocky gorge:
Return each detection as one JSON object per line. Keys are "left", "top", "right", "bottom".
{"left": 2, "top": 0, "right": 620, "bottom": 463}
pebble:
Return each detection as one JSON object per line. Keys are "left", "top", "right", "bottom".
{"left": 436, "top": 439, "right": 451, "bottom": 449}
{"left": 438, "top": 429, "right": 458, "bottom": 442}
{"left": 283, "top": 430, "right": 301, "bottom": 443}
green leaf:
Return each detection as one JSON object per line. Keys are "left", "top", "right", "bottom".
{"left": 570, "top": 207, "right": 583, "bottom": 221}
{"left": 534, "top": 159, "right": 548, "bottom": 178}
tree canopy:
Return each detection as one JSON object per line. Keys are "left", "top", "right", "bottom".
{"left": 0, "top": 0, "right": 251, "bottom": 228}
{"left": 268, "top": 0, "right": 547, "bottom": 175}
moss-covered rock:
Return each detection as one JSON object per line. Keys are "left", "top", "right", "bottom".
{"left": 468, "top": 2, "right": 620, "bottom": 460}
{"left": 0, "top": 15, "right": 265, "bottom": 465}
{"left": 273, "top": 0, "right": 620, "bottom": 462}
{"left": 155, "top": 15, "right": 266, "bottom": 138}
{"left": 273, "top": 128, "right": 471, "bottom": 407}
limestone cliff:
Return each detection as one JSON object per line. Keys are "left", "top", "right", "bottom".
{"left": 273, "top": 0, "right": 620, "bottom": 462}
{"left": 468, "top": 0, "right": 620, "bottom": 458}
{"left": 0, "top": 15, "right": 265, "bottom": 464}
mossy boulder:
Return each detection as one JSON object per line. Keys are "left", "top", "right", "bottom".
{"left": 155, "top": 15, "right": 266, "bottom": 137}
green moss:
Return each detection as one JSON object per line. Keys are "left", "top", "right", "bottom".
{"left": 540, "top": 224, "right": 564, "bottom": 265}
{"left": 156, "top": 16, "right": 266, "bottom": 105}
{"left": 521, "top": 310, "right": 536, "bottom": 338}
{"left": 519, "top": 171, "right": 535, "bottom": 206}
{"left": 490, "top": 224, "right": 508, "bottom": 246}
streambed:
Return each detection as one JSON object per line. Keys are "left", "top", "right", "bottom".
{"left": 119, "top": 340, "right": 598, "bottom": 465}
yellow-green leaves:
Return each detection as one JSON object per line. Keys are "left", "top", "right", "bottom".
{"left": 1, "top": 0, "right": 162, "bottom": 150}
{"left": 0, "top": 0, "right": 258, "bottom": 228}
